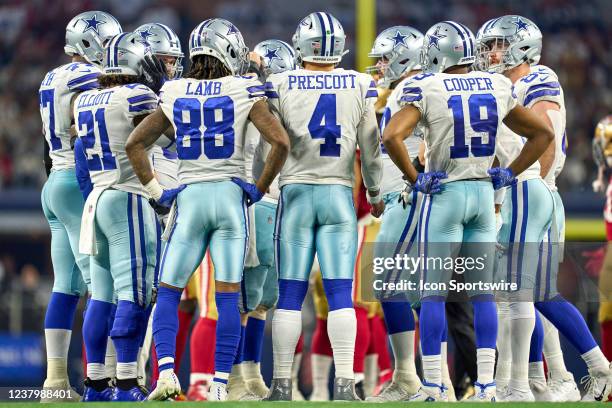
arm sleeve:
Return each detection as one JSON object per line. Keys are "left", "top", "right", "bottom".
{"left": 357, "top": 101, "right": 383, "bottom": 191}
{"left": 73, "top": 137, "right": 93, "bottom": 200}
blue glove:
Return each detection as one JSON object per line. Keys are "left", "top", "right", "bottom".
{"left": 414, "top": 171, "right": 447, "bottom": 195}
{"left": 157, "top": 185, "right": 186, "bottom": 208}
{"left": 488, "top": 167, "right": 516, "bottom": 190}
{"left": 231, "top": 177, "right": 264, "bottom": 206}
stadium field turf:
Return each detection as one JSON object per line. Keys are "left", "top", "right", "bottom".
{"left": 3, "top": 402, "right": 586, "bottom": 407}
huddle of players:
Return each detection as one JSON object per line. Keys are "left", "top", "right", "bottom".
{"left": 37, "top": 6, "right": 612, "bottom": 404}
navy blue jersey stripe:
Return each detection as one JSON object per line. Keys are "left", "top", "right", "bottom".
{"left": 127, "top": 93, "right": 157, "bottom": 104}
{"left": 523, "top": 89, "right": 561, "bottom": 106}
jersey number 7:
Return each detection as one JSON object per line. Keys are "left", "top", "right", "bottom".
{"left": 448, "top": 93, "right": 498, "bottom": 159}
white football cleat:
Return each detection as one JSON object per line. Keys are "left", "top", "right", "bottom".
{"left": 207, "top": 380, "right": 228, "bottom": 401}
{"left": 365, "top": 372, "right": 420, "bottom": 402}
{"left": 467, "top": 381, "right": 496, "bottom": 402}
{"left": 41, "top": 378, "right": 81, "bottom": 403}
{"left": 501, "top": 387, "right": 536, "bottom": 402}
{"left": 529, "top": 378, "right": 554, "bottom": 401}
{"left": 246, "top": 377, "right": 269, "bottom": 399}
{"left": 148, "top": 370, "right": 181, "bottom": 401}
{"left": 581, "top": 363, "right": 612, "bottom": 402}
{"left": 309, "top": 389, "right": 330, "bottom": 401}
{"left": 408, "top": 382, "right": 448, "bottom": 402}
{"left": 547, "top": 373, "right": 580, "bottom": 402}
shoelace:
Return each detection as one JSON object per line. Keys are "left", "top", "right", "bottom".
{"left": 580, "top": 375, "right": 596, "bottom": 396}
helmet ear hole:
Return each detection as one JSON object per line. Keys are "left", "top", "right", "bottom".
{"left": 230, "top": 48, "right": 236, "bottom": 58}
{"left": 82, "top": 39, "right": 90, "bottom": 48}
{"left": 433, "top": 57, "right": 438, "bottom": 65}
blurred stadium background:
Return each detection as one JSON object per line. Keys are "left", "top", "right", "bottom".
{"left": 0, "top": 0, "right": 609, "bottom": 395}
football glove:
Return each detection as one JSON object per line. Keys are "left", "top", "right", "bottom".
{"left": 140, "top": 54, "right": 167, "bottom": 94}
{"left": 488, "top": 167, "right": 516, "bottom": 190}
{"left": 231, "top": 177, "right": 264, "bottom": 206}
{"left": 413, "top": 171, "right": 447, "bottom": 195}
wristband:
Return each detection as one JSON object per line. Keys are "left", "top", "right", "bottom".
{"left": 144, "top": 178, "right": 163, "bottom": 201}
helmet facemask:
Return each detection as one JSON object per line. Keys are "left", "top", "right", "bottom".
{"left": 476, "top": 37, "right": 511, "bottom": 73}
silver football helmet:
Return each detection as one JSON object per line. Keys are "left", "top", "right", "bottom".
{"left": 254, "top": 39, "right": 297, "bottom": 75}
{"left": 367, "top": 26, "right": 424, "bottom": 87}
{"left": 103, "top": 32, "right": 150, "bottom": 76}
{"left": 476, "top": 15, "right": 542, "bottom": 73}
{"left": 65, "top": 11, "right": 123, "bottom": 67}
{"left": 293, "top": 12, "right": 347, "bottom": 65}
{"left": 420, "top": 21, "right": 476, "bottom": 73}
{"left": 135, "top": 23, "right": 184, "bottom": 78}
{"left": 188, "top": 18, "right": 249, "bottom": 76}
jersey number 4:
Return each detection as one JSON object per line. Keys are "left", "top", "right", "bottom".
{"left": 173, "top": 96, "right": 234, "bottom": 160}
{"left": 448, "top": 93, "right": 498, "bottom": 159}
{"left": 308, "top": 94, "right": 341, "bottom": 157}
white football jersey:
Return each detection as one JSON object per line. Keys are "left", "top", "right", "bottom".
{"left": 39, "top": 62, "right": 100, "bottom": 171}
{"left": 380, "top": 77, "right": 424, "bottom": 195}
{"left": 152, "top": 143, "right": 179, "bottom": 190}
{"left": 400, "top": 71, "right": 517, "bottom": 182}
{"left": 244, "top": 123, "right": 280, "bottom": 200}
{"left": 267, "top": 68, "right": 382, "bottom": 189}
{"left": 73, "top": 84, "right": 158, "bottom": 195}
{"left": 159, "top": 76, "right": 265, "bottom": 185}
{"left": 523, "top": 65, "right": 566, "bottom": 191}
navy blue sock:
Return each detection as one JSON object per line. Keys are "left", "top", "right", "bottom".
{"left": 44, "top": 292, "right": 80, "bottom": 330}
{"left": 536, "top": 295, "right": 597, "bottom": 354}
{"left": 419, "top": 297, "right": 445, "bottom": 356}
{"left": 471, "top": 294, "right": 497, "bottom": 349}
{"left": 153, "top": 287, "right": 181, "bottom": 371}
{"left": 381, "top": 300, "right": 415, "bottom": 334}
{"left": 529, "top": 312, "right": 544, "bottom": 362}
{"left": 278, "top": 279, "right": 308, "bottom": 311}
{"left": 215, "top": 292, "right": 241, "bottom": 377}
{"left": 441, "top": 319, "right": 448, "bottom": 342}
{"left": 233, "top": 324, "right": 246, "bottom": 365}
{"left": 139, "top": 304, "right": 153, "bottom": 348}
{"left": 322, "top": 278, "right": 353, "bottom": 310}
{"left": 83, "top": 299, "right": 113, "bottom": 364}
{"left": 243, "top": 317, "right": 265, "bottom": 363}
{"left": 111, "top": 300, "right": 146, "bottom": 363}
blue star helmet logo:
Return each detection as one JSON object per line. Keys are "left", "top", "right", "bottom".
{"left": 391, "top": 30, "right": 407, "bottom": 48}
{"left": 81, "top": 14, "right": 106, "bottom": 35}
{"left": 138, "top": 28, "right": 155, "bottom": 43}
{"left": 513, "top": 17, "right": 529, "bottom": 33}
{"left": 428, "top": 26, "right": 446, "bottom": 51}
{"left": 264, "top": 47, "right": 281, "bottom": 63}
{"left": 227, "top": 23, "right": 239, "bottom": 35}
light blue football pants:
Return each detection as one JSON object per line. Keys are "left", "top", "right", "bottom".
{"left": 160, "top": 181, "right": 248, "bottom": 287}
{"left": 243, "top": 200, "right": 279, "bottom": 311}
{"left": 374, "top": 190, "right": 422, "bottom": 303}
{"left": 418, "top": 181, "right": 497, "bottom": 298}
{"left": 534, "top": 190, "right": 564, "bottom": 300}
{"left": 91, "top": 189, "right": 158, "bottom": 306}
{"left": 41, "top": 169, "right": 89, "bottom": 296}
{"left": 498, "top": 178, "right": 554, "bottom": 294}
{"left": 275, "top": 184, "right": 357, "bottom": 281}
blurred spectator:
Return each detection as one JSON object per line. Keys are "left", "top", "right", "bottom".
{"left": 0, "top": 0, "right": 610, "bottom": 192}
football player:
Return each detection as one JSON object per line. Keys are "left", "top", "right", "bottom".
{"left": 231, "top": 38, "right": 297, "bottom": 400}
{"left": 265, "top": 12, "right": 384, "bottom": 401}
{"left": 74, "top": 32, "right": 171, "bottom": 401}
{"left": 478, "top": 15, "right": 611, "bottom": 402}
{"left": 382, "top": 21, "right": 553, "bottom": 401}
{"left": 38, "top": 10, "right": 121, "bottom": 401}
{"left": 125, "top": 18, "right": 289, "bottom": 401}
{"left": 364, "top": 25, "right": 426, "bottom": 402}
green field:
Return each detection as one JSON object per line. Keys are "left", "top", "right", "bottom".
{"left": 0, "top": 403, "right": 588, "bottom": 407}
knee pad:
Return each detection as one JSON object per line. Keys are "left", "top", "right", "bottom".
{"left": 509, "top": 301, "right": 535, "bottom": 320}
{"left": 110, "top": 300, "right": 146, "bottom": 339}
{"left": 322, "top": 278, "right": 353, "bottom": 311}
{"left": 277, "top": 279, "right": 308, "bottom": 311}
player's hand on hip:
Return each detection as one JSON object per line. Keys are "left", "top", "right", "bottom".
{"left": 231, "top": 177, "right": 264, "bottom": 206}
{"left": 414, "top": 171, "right": 447, "bottom": 195}
{"left": 488, "top": 167, "right": 516, "bottom": 190}
{"left": 158, "top": 185, "right": 186, "bottom": 207}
